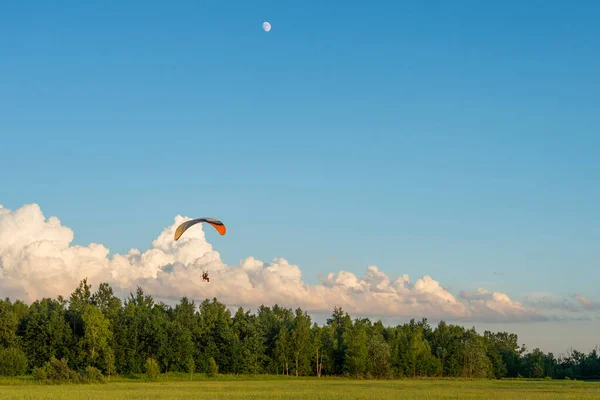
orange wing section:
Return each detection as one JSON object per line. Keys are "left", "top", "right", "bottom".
{"left": 209, "top": 222, "right": 227, "bottom": 235}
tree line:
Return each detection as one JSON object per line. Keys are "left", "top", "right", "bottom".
{"left": 0, "top": 279, "right": 599, "bottom": 380}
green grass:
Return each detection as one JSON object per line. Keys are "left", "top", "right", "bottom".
{"left": 1, "top": 375, "right": 599, "bottom": 399}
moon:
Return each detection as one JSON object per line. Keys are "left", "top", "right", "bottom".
{"left": 262, "top": 21, "right": 271, "bottom": 32}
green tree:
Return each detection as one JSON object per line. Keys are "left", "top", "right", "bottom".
{"left": 316, "top": 324, "right": 335, "bottom": 376}
{"left": 310, "top": 324, "right": 324, "bottom": 377}
{"left": 207, "top": 357, "right": 219, "bottom": 377}
{"left": 484, "top": 331, "right": 524, "bottom": 377}
{"left": 187, "top": 355, "right": 195, "bottom": 379}
{"left": 19, "top": 298, "right": 73, "bottom": 368}
{"left": 326, "top": 306, "right": 352, "bottom": 375}
{"left": 81, "top": 305, "right": 112, "bottom": 366}
{"left": 0, "top": 347, "right": 28, "bottom": 376}
{"left": 90, "top": 282, "right": 122, "bottom": 325}
{"left": 460, "top": 328, "right": 493, "bottom": 378}
{"left": 274, "top": 324, "right": 292, "bottom": 375}
{"left": 344, "top": 319, "right": 369, "bottom": 378}
{"left": 145, "top": 357, "right": 160, "bottom": 380}
{"left": 232, "top": 307, "right": 266, "bottom": 374}
{"left": 103, "top": 346, "right": 116, "bottom": 378}
{"left": 195, "top": 298, "right": 235, "bottom": 373}
{"left": 431, "top": 321, "right": 465, "bottom": 377}
{"left": 0, "top": 299, "right": 21, "bottom": 349}
{"left": 166, "top": 319, "right": 194, "bottom": 372}
{"left": 291, "top": 308, "right": 312, "bottom": 376}
{"left": 368, "top": 332, "right": 391, "bottom": 378}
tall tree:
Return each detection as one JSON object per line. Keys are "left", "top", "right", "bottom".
{"left": 344, "top": 319, "right": 369, "bottom": 378}
{"left": 232, "top": 307, "right": 266, "bottom": 374}
{"left": 196, "top": 298, "right": 235, "bottom": 373}
{"left": 327, "top": 306, "right": 352, "bottom": 374}
{"left": 0, "top": 299, "right": 20, "bottom": 349}
{"left": 460, "top": 328, "right": 493, "bottom": 378}
{"left": 368, "top": 331, "right": 392, "bottom": 378}
{"left": 274, "top": 324, "right": 292, "bottom": 375}
{"left": 90, "top": 282, "right": 122, "bottom": 323}
{"left": 484, "top": 331, "right": 524, "bottom": 378}
{"left": 18, "top": 297, "right": 73, "bottom": 368}
{"left": 291, "top": 308, "right": 312, "bottom": 376}
{"left": 80, "top": 304, "right": 112, "bottom": 368}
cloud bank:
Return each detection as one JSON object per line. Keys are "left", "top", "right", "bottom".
{"left": 0, "top": 203, "right": 586, "bottom": 323}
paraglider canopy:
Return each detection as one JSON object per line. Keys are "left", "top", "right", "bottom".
{"left": 174, "top": 218, "right": 226, "bottom": 241}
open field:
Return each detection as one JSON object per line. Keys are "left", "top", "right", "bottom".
{"left": 1, "top": 376, "right": 600, "bottom": 400}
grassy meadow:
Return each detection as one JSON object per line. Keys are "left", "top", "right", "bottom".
{"left": 1, "top": 375, "right": 600, "bottom": 400}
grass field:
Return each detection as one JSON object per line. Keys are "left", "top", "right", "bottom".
{"left": 1, "top": 375, "right": 599, "bottom": 400}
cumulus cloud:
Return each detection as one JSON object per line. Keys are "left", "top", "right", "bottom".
{"left": 573, "top": 295, "right": 600, "bottom": 311}
{"left": 514, "top": 293, "right": 600, "bottom": 321}
{"left": 522, "top": 293, "right": 583, "bottom": 313}
{"left": 0, "top": 203, "right": 548, "bottom": 322}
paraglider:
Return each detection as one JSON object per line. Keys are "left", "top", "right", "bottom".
{"left": 174, "top": 217, "right": 225, "bottom": 284}
{"left": 174, "top": 217, "right": 226, "bottom": 241}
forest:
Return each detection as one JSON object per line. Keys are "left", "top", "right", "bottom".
{"left": 0, "top": 279, "right": 599, "bottom": 381}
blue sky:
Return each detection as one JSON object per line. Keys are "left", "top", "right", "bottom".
{"left": 1, "top": 1, "right": 600, "bottom": 351}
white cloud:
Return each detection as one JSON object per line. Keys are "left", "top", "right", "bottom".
{"left": 459, "top": 289, "right": 545, "bottom": 322}
{"left": 573, "top": 295, "right": 600, "bottom": 311}
{"left": 0, "top": 203, "right": 547, "bottom": 322}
